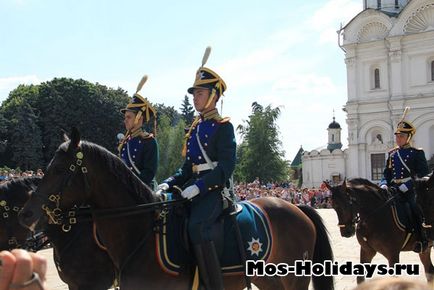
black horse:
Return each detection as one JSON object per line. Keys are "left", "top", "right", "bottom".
{"left": 414, "top": 173, "right": 434, "bottom": 241}
{"left": 0, "top": 177, "right": 42, "bottom": 250}
{"left": 1, "top": 176, "right": 115, "bottom": 290}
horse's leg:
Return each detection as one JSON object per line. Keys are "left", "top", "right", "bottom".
{"left": 253, "top": 277, "right": 285, "bottom": 290}
{"left": 358, "top": 245, "right": 376, "bottom": 284}
{"left": 419, "top": 246, "right": 434, "bottom": 281}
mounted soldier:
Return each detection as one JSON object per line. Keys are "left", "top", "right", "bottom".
{"left": 380, "top": 107, "right": 430, "bottom": 253}
{"left": 158, "top": 47, "right": 236, "bottom": 290}
{"left": 118, "top": 75, "right": 159, "bottom": 189}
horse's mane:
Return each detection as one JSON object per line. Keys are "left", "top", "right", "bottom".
{"left": 347, "top": 178, "right": 385, "bottom": 201}
{"left": 0, "top": 176, "right": 41, "bottom": 192}
{"left": 0, "top": 176, "right": 41, "bottom": 203}
{"left": 59, "top": 141, "right": 156, "bottom": 204}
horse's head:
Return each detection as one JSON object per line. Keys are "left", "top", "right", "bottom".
{"left": 19, "top": 128, "right": 90, "bottom": 231}
{"left": 325, "top": 179, "right": 356, "bottom": 237}
{"left": 414, "top": 172, "right": 434, "bottom": 232}
{"left": 0, "top": 176, "right": 42, "bottom": 250}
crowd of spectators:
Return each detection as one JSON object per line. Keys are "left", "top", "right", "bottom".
{"left": 1, "top": 169, "right": 332, "bottom": 209}
{"left": 234, "top": 177, "right": 333, "bottom": 209}
{"left": 0, "top": 168, "right": 44, "bottom": 185}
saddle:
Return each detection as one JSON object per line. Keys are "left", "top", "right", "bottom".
{"left": 154, "top": 201, "right": 273, "bottom": 276}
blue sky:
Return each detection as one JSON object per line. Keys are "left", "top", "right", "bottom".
{"left": 0, "top": 0, "right": 362, "bottom": 160}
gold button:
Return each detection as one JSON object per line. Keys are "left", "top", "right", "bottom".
{"left": 198, "top": 156, "right": 202, "bottom": 160}
{"left": 214, "top": 185, "right": 218, "bottom": 188}
{"left": 205, "top": 134, "right": 208, "bottom": 138}
{"left": 208, "top": 187, "right": 212, "bottom": 191}
{"left": 205, "top": 143, "right": 208, "bottom": 146}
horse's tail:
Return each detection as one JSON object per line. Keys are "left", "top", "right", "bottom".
{"left": 297, "top": 205, "right": 335, "bottom": 290}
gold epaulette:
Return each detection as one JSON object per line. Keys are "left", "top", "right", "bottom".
{"left": 219, "top": 117, "right": 231, "bottom": 123}
{"left": 139, "top": 132, "right": 154, "bottom": 139}
{"left": 389, "top": 146, "right": 398, "bottom": 153}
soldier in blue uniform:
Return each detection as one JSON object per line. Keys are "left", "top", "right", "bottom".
{"left": 380, "top": 108, "right": 429, "bottom": 252}
{"left": 158, "top": 48, "right": 236, "bottom": 290}
{"left": 118, "top": 75, "right": 159, "bottom": 188}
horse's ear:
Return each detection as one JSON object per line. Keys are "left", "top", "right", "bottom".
{"left": 69, "top": 127, "right": 81, "bottom": 150}
{"left": 323, "top": 181, "right": 332, "bottom": 190}
{"left": 341, "top": 178, "right": 347, "bottom": 190}
{"left": 61, "top": 129, "right": 69, "bottom": 142}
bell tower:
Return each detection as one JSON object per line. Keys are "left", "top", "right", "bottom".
{"left": 327, "top": 111, "right": 343, "bottom": 151}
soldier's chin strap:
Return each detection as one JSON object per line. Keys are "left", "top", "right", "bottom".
{"left": 204, "top": 88, "right": 217, "bottom": 110}
{"left": 406, "top": 133, "right": 413, "bottom": 145}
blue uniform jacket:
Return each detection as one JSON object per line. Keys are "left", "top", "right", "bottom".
{"left": 164, "top": 114, "right": 236, "bottom": 195}
{"left": 119, "top": 130, "right": 159, "bottom": 187}
{"left": 380, "top": 146, "right": 429, "bottom": 191}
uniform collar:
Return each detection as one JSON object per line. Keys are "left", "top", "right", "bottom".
{"left": 129, "top": 128, "right": 146, "bottom": 138}
{"left": 399, "top": 143, "right": 411, "bottom": 149}
{"left": 200, "top": 108, "right": 222, "bottom": 121}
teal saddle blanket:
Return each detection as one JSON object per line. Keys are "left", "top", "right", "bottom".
{"left": 155, "top": 201, "right": 273, "bottom": 275}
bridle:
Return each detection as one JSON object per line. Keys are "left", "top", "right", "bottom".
{"left": 40, "top": 149, "right": 90, "bottom": 232}
{"left": 38, "top": 147, "right": 186, "bottom": 232}
{"left": 0, "top": 199, "right": 47, "bottom": 251}
{"left": 336, "top": 191, "right": 359, "bottom": 230}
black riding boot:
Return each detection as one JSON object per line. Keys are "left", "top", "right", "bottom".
{"left": 193, "top": 241, "right": 224, "bottom": 290}
{"left": 411, "top": 204, "right": 429, "bottom": 253}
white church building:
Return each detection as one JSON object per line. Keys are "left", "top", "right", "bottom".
{"left": 302, "top": 0, "right": 434, "bottom": 188}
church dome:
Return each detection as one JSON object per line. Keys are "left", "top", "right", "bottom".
{"left": 328, "top": 117, "right": 341, "bottom": 129}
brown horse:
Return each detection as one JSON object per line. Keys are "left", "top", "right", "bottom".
{"left": 414, "top": 173, "right": 434, "bottom": 241}
{"left": 326, "top": 179, "right": 434, "bottom": 284}
{"left": 0, "top": 176, "right": 115, "bottom": 290}
{"left": 19, "top": 128, "right": 334, "bottom": 290}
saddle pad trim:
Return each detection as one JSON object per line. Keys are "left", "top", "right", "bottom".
{"left": 391, "top": 206, "right": 406, "bottom": 232}
{"left": 155, "top": 230, "right": 180, "bottom": 276}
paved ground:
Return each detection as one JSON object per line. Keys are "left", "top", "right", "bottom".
{"left": 40, "top": 208, "right": 433, "bottom": 290}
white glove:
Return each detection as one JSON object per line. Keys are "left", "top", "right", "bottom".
{"left": 157, "top": 183, "right": 169, "bottom": 191}
{"left": 380, "top": 184, "right": 388, "bottom": 190}
{"left": 181, "top": 185, "right": 200, "bottom": 199}
{"left": 399, "top": 183, "right": 409, "bottom": 193}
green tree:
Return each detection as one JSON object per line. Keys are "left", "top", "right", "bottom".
{"left": 0, "top": 78, "right": 129, "bottom": 169}
{"left": 180, "top": 95, "right": 195, "bottom": 126}
{"left": 154, "top": 103, "right": 181, "bottom": 127}
{"left": 155, "top": 114, "right": 185, "bottom": 182}
{"left": 0, "top": 113, "right": 8, "bottom": 153}
{"left": 9, "top": 102, "right": 44, "bottom": 169}
{"left": 236, "top": 102, "right": 289, "bottom": 183}
{"left": 0, "top": 85, "right": 41, "bottom": 167}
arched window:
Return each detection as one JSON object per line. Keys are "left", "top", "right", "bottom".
{"left": 377, "top": 0, "right": 381, "bottom": 9}
{"left": 374, "top": 68, "right": 380, "bottom": 88}
{"left": 431, "top": 60, "right": 434, "bottom": 81}
{"left": 332, "top": 134, "right": 335, "bottom": 142}
{"left": 395, "top": 0, "right": 399, "bottom": 9}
